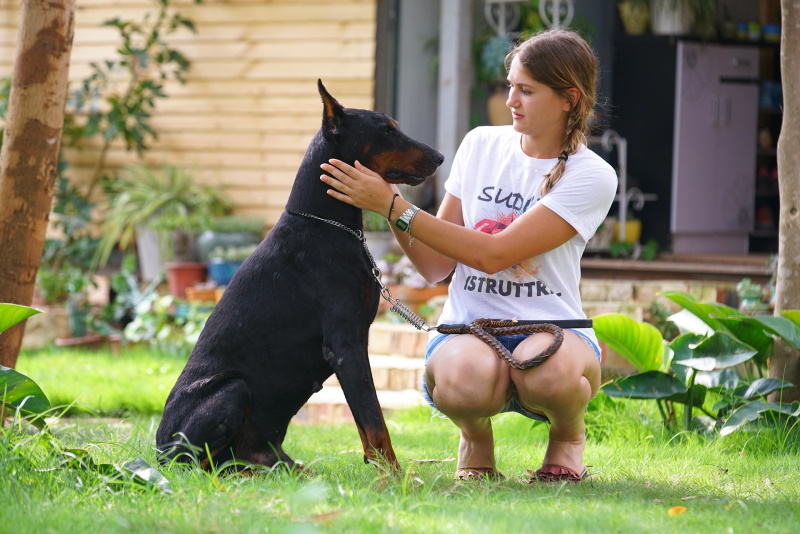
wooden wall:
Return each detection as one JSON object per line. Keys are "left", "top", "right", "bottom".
{"left": 0, "top": 0, "right": 378, "bottom": 226}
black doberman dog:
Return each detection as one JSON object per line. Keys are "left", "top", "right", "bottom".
{"left": 156, "top": 80, "right": 444, "bottom": 473}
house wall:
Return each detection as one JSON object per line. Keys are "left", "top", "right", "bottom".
{"left": 0, "top": 0, "right": 378, "bottom": 226}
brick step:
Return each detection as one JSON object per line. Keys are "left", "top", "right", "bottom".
{"left": 323, "top": 354, "right": 425, "bottom": 391}
{"left": 368, "top": 322, "right": 429, "bottom": 359}
{"left": 294, "top": 386, "right": 426, "bottom": 425}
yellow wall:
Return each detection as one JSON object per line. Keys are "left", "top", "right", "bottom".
{"left": 0, "top": 0, "right": 377, "bottom": 226}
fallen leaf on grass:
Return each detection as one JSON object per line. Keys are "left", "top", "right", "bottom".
{"left": 312, "top": 510, "right": 342, "bottom": 525}
{"left": 669, "top": 506, "right": 687, "bottom": 517}
{"left": 404, "top": 457, "right": 456, "bottom": 463}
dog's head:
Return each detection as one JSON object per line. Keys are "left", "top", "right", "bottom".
{"left": 317, "top": 79, "right": 444, "bottom": 186}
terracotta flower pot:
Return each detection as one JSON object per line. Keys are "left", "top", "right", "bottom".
{"left": 165, "top": 262, "right": 208, "bottom": 299}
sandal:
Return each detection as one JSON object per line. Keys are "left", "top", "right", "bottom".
{"left": 454, "top": 467, "right": 505, "bottom": 481}
{"left": 527, "top": 464, "right": 588, "bottom": 484}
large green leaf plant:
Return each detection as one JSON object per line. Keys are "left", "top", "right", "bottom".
{"left": 594, "top": 291, "right": 800, "bottom": 435}
{"left": 0, "top": 303, "right": 171, "bottom": 493}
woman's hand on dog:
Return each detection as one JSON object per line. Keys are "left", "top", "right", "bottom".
{"left": 321, "top": 159, "right": 400, "bottom": 217}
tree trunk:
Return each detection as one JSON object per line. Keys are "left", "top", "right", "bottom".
{"left": 0, "top": 0, "right": 75, "bottom": 368}
{"left": 770, "top": 0, "right": 800, "bottom": 403}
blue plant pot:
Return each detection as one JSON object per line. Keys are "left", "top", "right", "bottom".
{"left": 208, "top": 259, "right": 243, "bottom": 286}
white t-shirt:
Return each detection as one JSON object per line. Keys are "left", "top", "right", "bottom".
{"left": 437, "top": 125, "right": 618, "bottom": 346}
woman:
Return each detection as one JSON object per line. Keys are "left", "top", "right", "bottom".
{"left": 320, "top": 29, "right": 617, "bottom": 483}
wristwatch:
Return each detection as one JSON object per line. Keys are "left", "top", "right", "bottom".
{"left": 393, "top": 205, "right": 419, "bottom": 233}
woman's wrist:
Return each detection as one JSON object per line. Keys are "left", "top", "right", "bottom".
{"left": 387, "top": 198, "right": 413, "bottom": 224}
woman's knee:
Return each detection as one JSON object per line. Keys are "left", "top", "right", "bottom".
{"left": 426, "top": 337, "right": 510, "bottom": 417}
{"left": 509, "top": 331, "right": 600, "bottom": 411}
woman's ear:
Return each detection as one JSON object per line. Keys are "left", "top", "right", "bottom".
{"left": 563, "top": 88, "right": 581, "bottom": 112}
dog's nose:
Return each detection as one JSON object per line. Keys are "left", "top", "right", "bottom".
{"left": 434, "top": 151, "right": 445, "bottom": 166}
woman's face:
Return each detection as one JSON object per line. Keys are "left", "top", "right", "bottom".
{"left": 506, "top": 56, "right": 571, "bottom": 140}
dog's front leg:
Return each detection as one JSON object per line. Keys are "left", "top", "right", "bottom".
{"left": 322, "top": 344, "right": 400, "bottom": 473}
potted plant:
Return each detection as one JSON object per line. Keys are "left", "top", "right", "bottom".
{"left": 95, "top": 163, "right": 232, "bottom": 295}
{"left": 206, "top": 244, "right": 258, "bottom": 287}
{"left": 195, "top": 214, "right": 265, "bottom": 262}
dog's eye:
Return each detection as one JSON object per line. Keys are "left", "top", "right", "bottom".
{"left": 384, "top": 126, "right": 394, "bottom": 135}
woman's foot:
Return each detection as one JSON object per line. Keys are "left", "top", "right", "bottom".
{"left": 541, "top": 432, "right": 586, "bottom": 476}
{"left": 528, "top": 464, "right": 587, "bottom": 484}
{"left": 454, "top": 467, "right": 505, "bottom": 480}
{"left": 455, "top": 417, "right": 496, "bottom": 472}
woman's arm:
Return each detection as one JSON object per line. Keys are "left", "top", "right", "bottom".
{"left": 321, "top": 159, "right": 577, "bottom": 276}
{"left": 390, "top": 192, "right": 461, "bottom": 284}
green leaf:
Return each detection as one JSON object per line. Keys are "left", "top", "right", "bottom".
{"left": 592, "top": 313, "right": 664, "bottom": 372}
{"left": 666, "top": 384, "right": 707, "bottom": 408}
{"left": 736, "top": 377, "right": 793, "bottom": 400}
{"left": 720, "top": 401, "right": 799, "bottom": 436}
{"left": 695, "top": 369, "right": 739, "bottom": 390}
{"left": 745, "top": 315, "right": 800, "bottom": 351}
{"left": 1, "top": 366, "right": 51, "bottom": 428}
{"left": 720, "top": 400, "right": 768, "bottom": 436}
{"left": 669, "top": 333, "right": 704, "bottom": 385}
{"left": 713, "top": 316, "right": 773, "bottom": 368}
{"left": 659, "top": 290, "right": 741, "bottom": 333}
{"left": 782, "top": 310, "right": 800, "bottom": 327}
{"left": 601, "top": 371, "right": 687, "bottom": 399}
{"left": 672, "top": 332, "right": 757, "bottom": 371}
{"left": 0, "top": 303, "right": 42, "bottom": 333}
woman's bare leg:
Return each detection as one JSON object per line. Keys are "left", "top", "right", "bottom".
{"left": 509, "top": 331, "right": 601, "bottom": 475}
{"left": 425, "top": 335, "right": 511, "bottom": 470}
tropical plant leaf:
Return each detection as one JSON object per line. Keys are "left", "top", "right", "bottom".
{"left": 783, "top": 310, "right": 800, "bottom": 327}
{"left": 601, "top": 371, "right": 687, "bottom": 399}
{"left": 735, "top": 377, "right": 792, "bottom": 400}
{"left": 744, "top": 315, "right": 800, "bottom": 351}
{"left": 665, "top": 384, "right": 707, "bottom": 408}
{"left": 0, "top": 303, "right": 42, "bottom": 333}
{"left": 672, "top": 332, "right": 757, "bottom": 371}
{"left": 0, "top": 366, "right": 51, "bottom": 429}
{"left": 659, "top": 290, "right": 741, "bottom": 333}
{"left": 713, "top": 316, "right": 773, "bottom": 368}
{"left": 668, "top": 309, "right": 715, "bottom": 336}
{"left": 720, "top": 400, "right": 768, "bottom": 436}
{"left": 669, "top": 333, "right": 704, "bottom": 385}
{"left": 695, "top": 369, "right": 739, "bottom": 390}
{"left": 592, "top": 313, "right": 664, "bottom": 372}
{"left": 720, "top": 400, "right": 800, "bottom": 436}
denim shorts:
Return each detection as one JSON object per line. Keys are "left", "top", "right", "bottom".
{"left": 420, "top": 329, "right": 602, "bottom": 422}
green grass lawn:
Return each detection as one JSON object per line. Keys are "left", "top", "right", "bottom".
{"left": 3, "top": 347, "right": 799, "bottom": 533}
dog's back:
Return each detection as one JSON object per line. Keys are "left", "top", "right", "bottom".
{"left": 156, "top": 80, "right": 443, "bottom": 471}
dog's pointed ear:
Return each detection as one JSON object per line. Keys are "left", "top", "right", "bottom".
{"left": 318, "top": 79, "right": 344, "bottom": 137}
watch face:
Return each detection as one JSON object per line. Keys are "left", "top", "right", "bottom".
{"left": 395, "top": 218, "right": 409, "bottom": 232}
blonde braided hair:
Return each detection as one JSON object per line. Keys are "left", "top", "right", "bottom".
{"left": 506, "top": 29, "right": 599, "bottom": 195}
